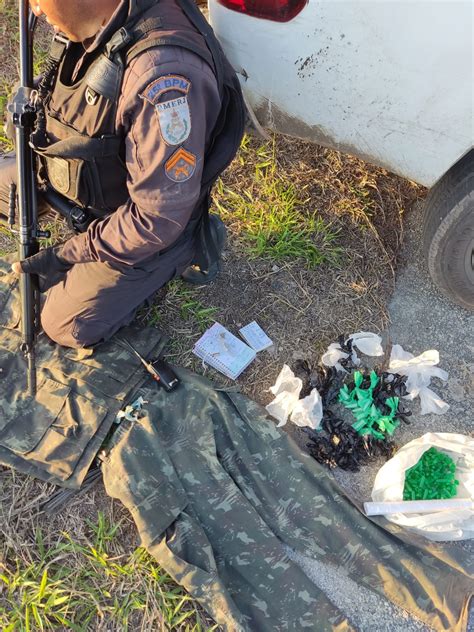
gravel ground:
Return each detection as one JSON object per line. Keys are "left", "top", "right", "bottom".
{"left": 288, "top": 202, "right": 473, "bottom": 631}
{"left": 332, "top": 203, "right": 473, "bottom": 502}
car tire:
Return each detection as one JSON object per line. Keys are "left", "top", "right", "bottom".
{"left": 423, "top": 150, "right": 474, "bottom": 310}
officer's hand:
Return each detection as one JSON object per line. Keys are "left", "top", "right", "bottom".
{"left": 11, "top": 246, "right": 72, "bottom": 292}
{"left": 29, "top": 1, "right": 43, "bottom": 17}
{"left": 3, "top": 81, "right": 20, "bottom": 143}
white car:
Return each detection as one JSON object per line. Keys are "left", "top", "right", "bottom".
{"left": 208, "top": 0, "right": 473, "bottom": 309}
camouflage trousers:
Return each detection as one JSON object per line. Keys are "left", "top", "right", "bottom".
{"left": 102, "top": 368, "right": 473, "bottom": 632}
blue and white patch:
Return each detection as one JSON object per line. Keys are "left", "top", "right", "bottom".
{"left": 141, "top": 75, "right": 192, "bottom": 146}
{"left": 142, "top": 75, "right": 191, "bottom": 104}
{"left": 156, "top": 96, "right": 191, "bottom": 146}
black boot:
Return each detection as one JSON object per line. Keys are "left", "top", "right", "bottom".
{"left": 181, "top": 213, "right": 227, "bottom": 285}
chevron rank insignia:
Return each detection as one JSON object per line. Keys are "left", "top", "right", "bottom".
{"left": 165, "top": 148, "right": 197, "bottom": 182}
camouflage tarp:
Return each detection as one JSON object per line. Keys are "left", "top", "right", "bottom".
{"left": 102, "top": 371, "right": 473, "bottom": 631}
{"left": 0, "top": 258, "right": 472, "bottom": 630}
{"left": 0, "top": 257, "right": 166, "bottom": 488}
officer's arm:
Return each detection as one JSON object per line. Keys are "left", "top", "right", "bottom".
{"left": 59, "top": 52, "right": 221, "bottom": 268}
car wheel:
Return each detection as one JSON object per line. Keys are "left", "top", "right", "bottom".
{"left": 423, "top": 150, "right": 474, "bottom": 310}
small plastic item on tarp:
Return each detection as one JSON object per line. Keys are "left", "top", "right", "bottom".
{"left": 116, "top": 396, "right": 148, "bottom": 423}
{"left": 371, "top": 432, "right": 474, "bottom": 541}
{"left": 239, "top": 321, "right": 273, "bottom": 352}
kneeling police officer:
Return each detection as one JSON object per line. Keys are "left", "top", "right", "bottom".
{"left": 1, "top": 0, "right": 244, "bottom": 348}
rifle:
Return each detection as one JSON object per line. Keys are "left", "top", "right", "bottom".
{"left": 7, "top": 1, "right": 50, "bottom": 396}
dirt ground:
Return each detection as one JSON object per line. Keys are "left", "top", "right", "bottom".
{"left": 0, "top": 132, "right": 432, "bottom": 631}
{"left": 144, "top": 133, "right": 423, "bottom": 405}
{"left": 7, "top": 2, "right": 472, "bottom": 630}
{"left": 291, "top": 202, "right": 474, "bottom": 632}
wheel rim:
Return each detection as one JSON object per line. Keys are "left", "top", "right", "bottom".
{"left": 465, "top": 235, "right": 474, "bottom": 284}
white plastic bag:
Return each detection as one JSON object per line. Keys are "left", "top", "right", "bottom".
{"left": 371, "top": 433, "right": 474, "bottom": 541}
{"left": 350, "top": 331, "right": 384, "bottom": 357}
{"left": 321, "top": 342, "right": 358, "bottom": 372}
{"left": 265, "top": 365, "right": 302, "bottom": 427}
{"left": 290, "top": 388, "right": 323, "bottom": 429}
{"left": 321, "top": 331, "right": 383, "bottom": 372}
{"left": 265, "top": 365, "right": 323, "bottom": 429}
{"left": 388, "top": 345, "right": 449, "bottom": 415}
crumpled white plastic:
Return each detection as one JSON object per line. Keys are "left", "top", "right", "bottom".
{"left": 265, "top": 365, "right": 323, "bottom": 429}
{"left": 350, "top": 331, "right": 384, "bottom": 356}
{"left": 321, "top": 331, "right": 383, "bottom": 371}
{"left": 388, "top": 345, "right": 449, "bottom": 415}
{"left": 290, "top": 388, "right": 323, "bottom": 429}
{"left": 321, "top": 342, "right": 359, "bottom": 372}
{"left": 265, "top": 365, "right": 302, "bottom": 427}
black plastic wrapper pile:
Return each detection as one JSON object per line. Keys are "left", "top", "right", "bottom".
{"left": 293, "top": 336, "right": 413, "bottom": 472}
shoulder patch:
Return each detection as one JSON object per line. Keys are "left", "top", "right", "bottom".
{"left": 165, "top": 148, "right": 197, "bottom": 183}
{"left": 156, "top": 96, "right": 191, "bottom": 146}
{"left": 141, "top": 75, "right": 192, "bottom": 146}
{"left": 142, "top": 74, "right": 191, "bottom": 105}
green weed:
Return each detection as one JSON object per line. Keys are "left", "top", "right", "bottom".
{"left": 0, "top": 513, "right": 212, "bottom": 631}
{"left": 214, "top": 136, "right": 342, "bottom": 267}
{"left": 142, "top": 303, "right": 162, "bottom": 326}
{"left": 158, "top": 279, "right": 219, "bottom": 331}
{"left": 0, "top": 83, "right": 14, "bottom": 152}
{"left": 0, "top": 3, "right": 52, "bottom": 153}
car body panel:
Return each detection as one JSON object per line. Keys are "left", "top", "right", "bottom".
{"left": 209, "top": 0, "right": 473, "bottom": 186}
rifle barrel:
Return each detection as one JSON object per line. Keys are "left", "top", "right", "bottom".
{"left": 14, "top": 1, "right": 40, "bottom": 396}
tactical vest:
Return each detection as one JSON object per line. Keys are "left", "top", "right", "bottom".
{"left": 32, "top": 0, "right": 245, "bottom": 222}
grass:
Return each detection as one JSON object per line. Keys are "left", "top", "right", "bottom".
{"left": 168, "top": 282, "right": 219, "bottom": 331}
{"left": 214, "top": 135, "right": 342, "bottom": 267}
{"left": 0, "top": 512, "right": 216, "bottom": 631}
{"left": 0, "top": 223, "right": 15, "bottom": 256}
{"left": 0, "top": 79, "right": 14, "bottom": 152}
{"left": 0, "top": 5, "right": 218, "bottom": 629}
{"left": 0, "top": 0, "right": 52, "bottom": 148}
{"left": 138, "top": 279, "right": 219, "bottom": 332}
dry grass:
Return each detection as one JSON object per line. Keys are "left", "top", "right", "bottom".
{"left": 0, "top": 1, "right": 424, "bottom": 629}
{"left": 143, "top": 132, "right": 423, "bottom": 402}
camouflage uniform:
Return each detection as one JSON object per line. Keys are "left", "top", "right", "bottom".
{"left": 0, "top": 256, "right": 168, "bottom": 488}
{"left": 102, "top": 373, "right": 473, "bottom": 631}
{"left": 0, "top": 260, "right": 472, "bottom": 630}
